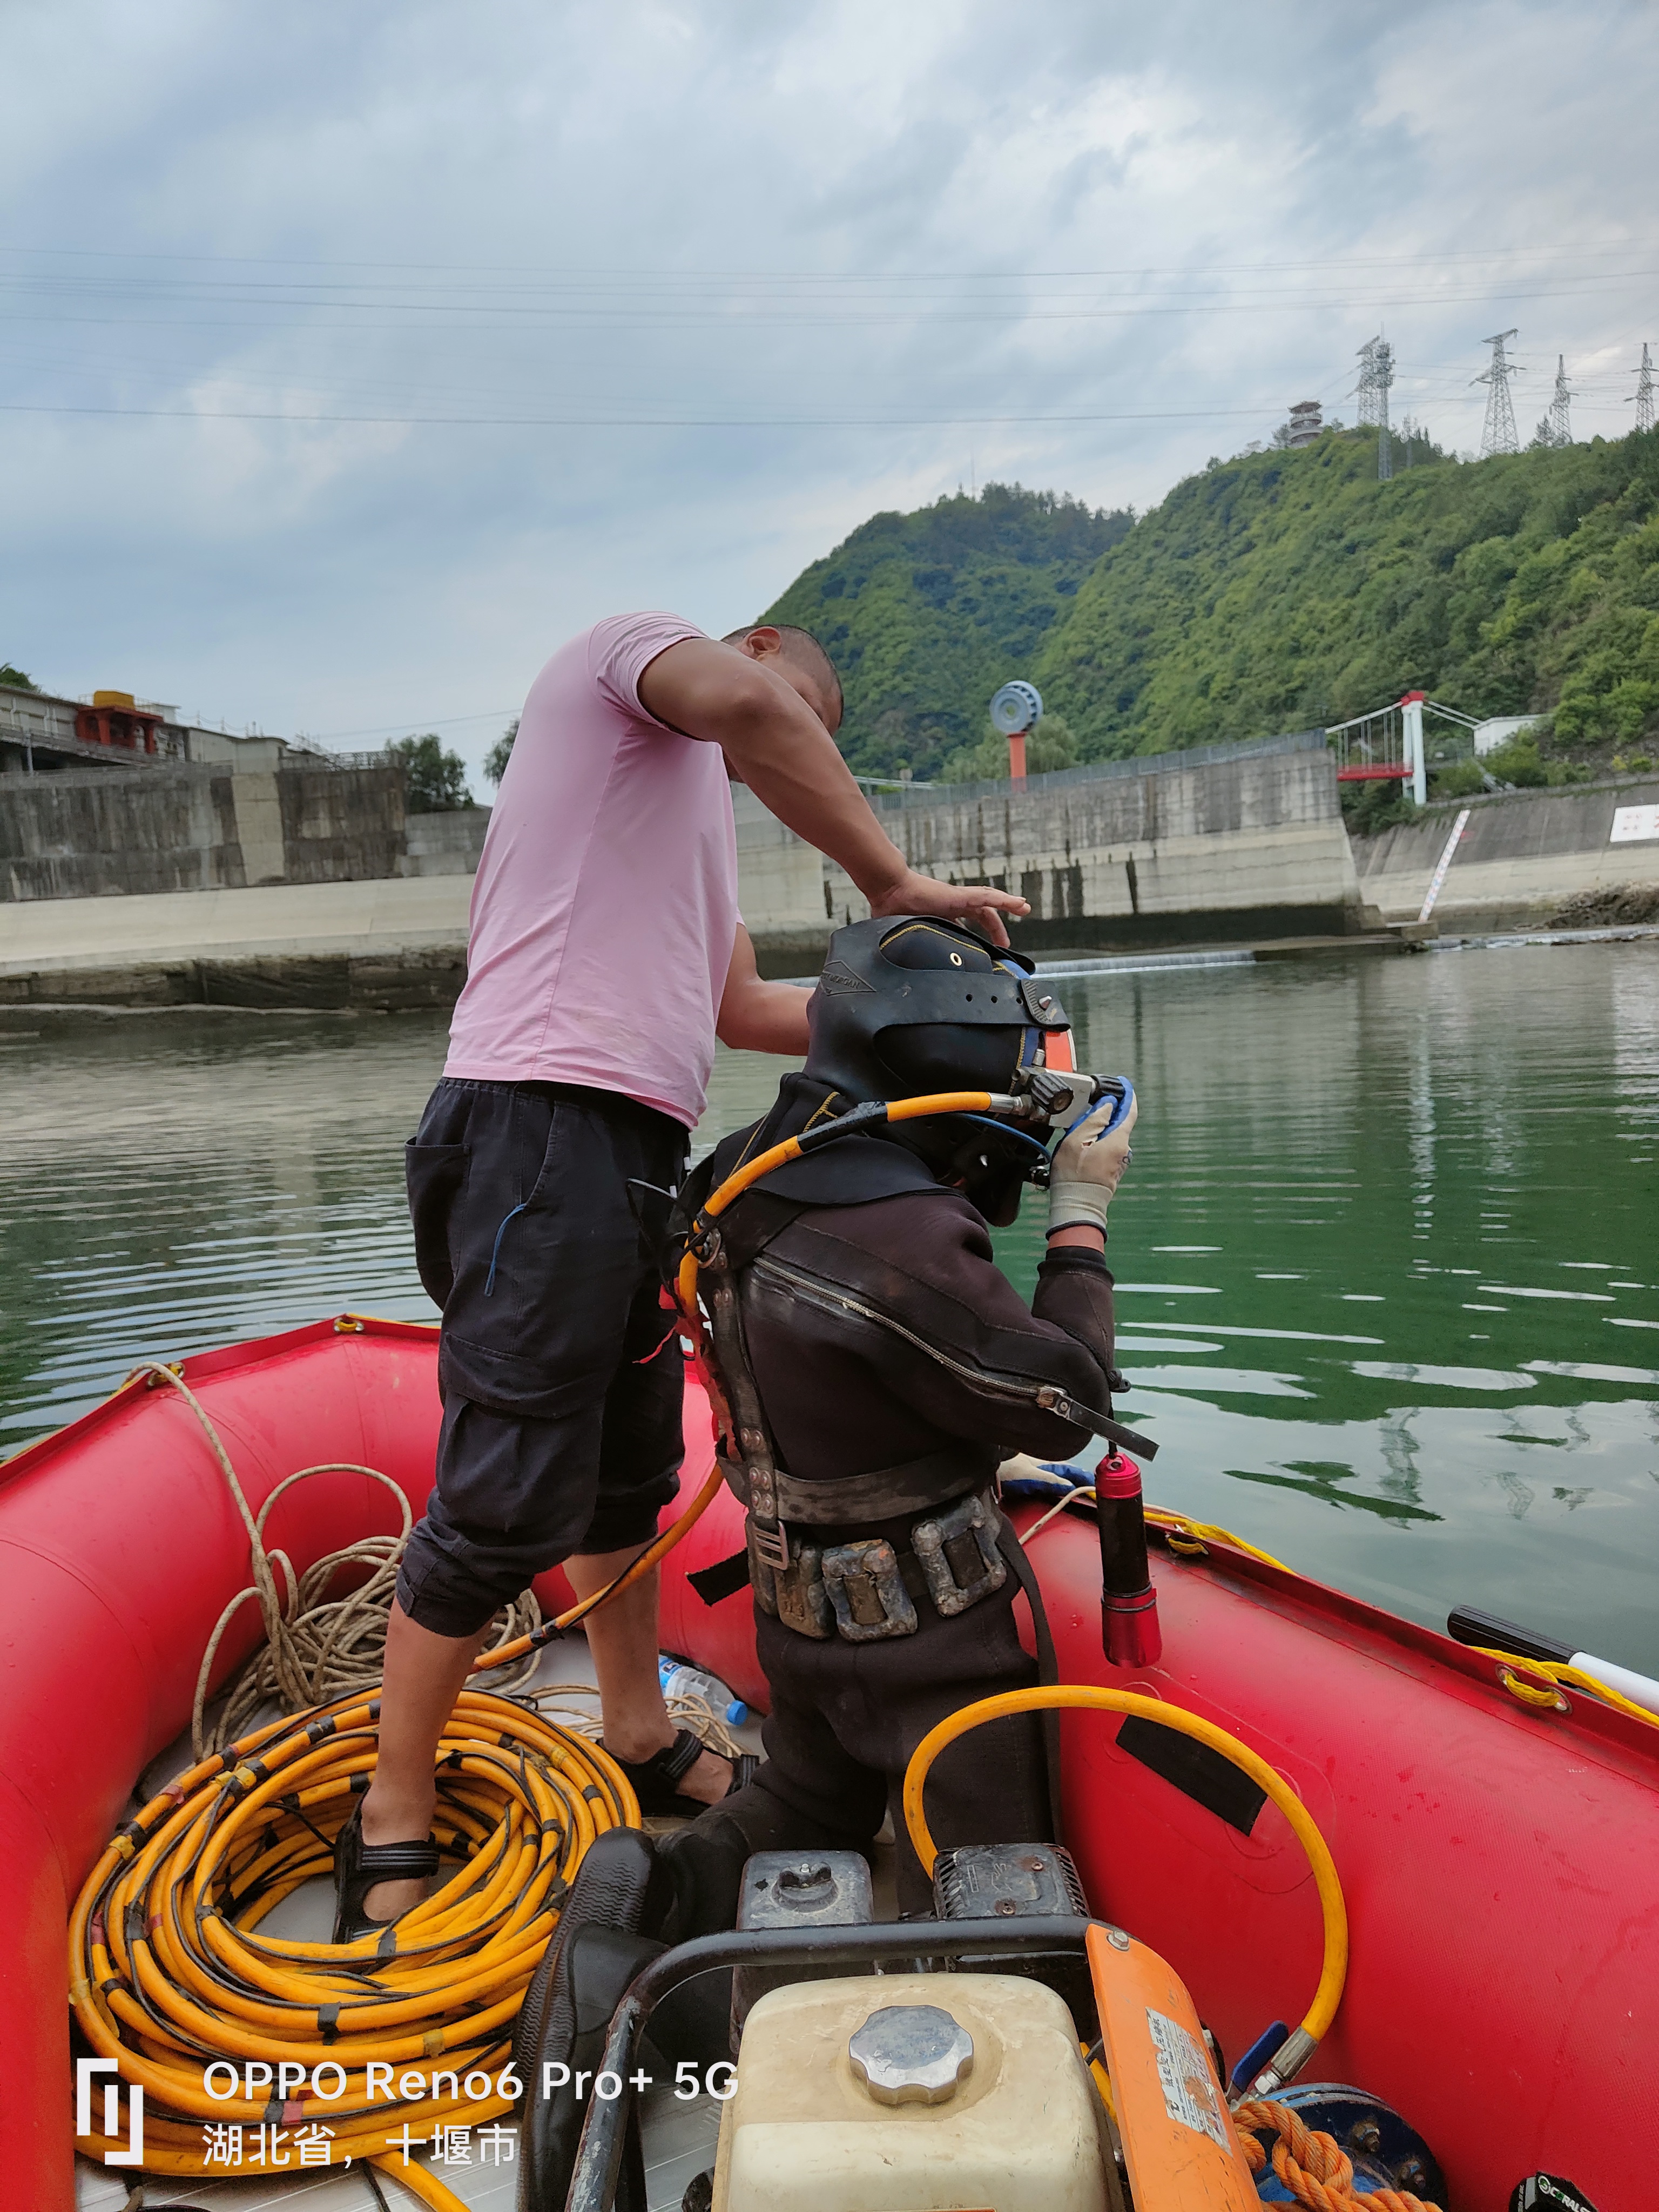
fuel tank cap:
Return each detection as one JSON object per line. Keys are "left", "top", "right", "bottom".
{"left": 848, "top": 2004, "right": 974, "bottom": 2106}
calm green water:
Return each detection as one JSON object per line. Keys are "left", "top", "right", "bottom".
{"left": 3, "top": 942, "right": 1656, "bottom": 1669}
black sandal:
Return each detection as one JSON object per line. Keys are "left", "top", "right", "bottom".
{"left": 604, "top": 1728, "right": 759, "bottom": 1818}
{"left": 332, "top": 1804, "right": 440, "bottom": 1945}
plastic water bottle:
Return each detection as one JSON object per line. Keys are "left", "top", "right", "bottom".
{"left": 659, "top": 1656, "right": 747, "bottom": 1728}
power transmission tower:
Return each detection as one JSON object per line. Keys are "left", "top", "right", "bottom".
{"left": 1474, "top": 329, "right": 1520, "bottom": 457}
{"left": 1634, "top": 343, "right": 1656, "bottom": 435}
{"left": 1548, "top": 355, "right": 1572, "bottom": 445}
{"left": 1355, "top": 335, "right": 1395, "bottom": 478}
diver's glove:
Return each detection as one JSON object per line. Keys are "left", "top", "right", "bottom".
{"left": 1047, "top": 1091, "right": 1138, "bottom": 1237}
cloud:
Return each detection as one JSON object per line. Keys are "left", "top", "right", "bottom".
{"left": 1, "top": 0, "right": 1652, "bottom": 776}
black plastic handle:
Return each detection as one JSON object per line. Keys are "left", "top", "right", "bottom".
{"left": 1447, "top": 1604, "right": 1575, "bottom": 1667}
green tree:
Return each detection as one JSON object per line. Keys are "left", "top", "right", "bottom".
{"left": 1030, "top": 424, "right": 1659, "bottom": 770}
{"left": 483, "top": 718, "right": 518, "bottom": 787}
{"left": 386, "top": 733, "right": 473, "bottom": 812}
{"left": 761, "top": 482, "right": 1133, "bottom": 780}
{"left": 941, "top": 710, "right": 1081, "bottom": 783}
{"left": 0, "top": 663, "right": 39, "bottom": 690}
{"left": 761, "top": 423, "right": 1659, "bottom": 786}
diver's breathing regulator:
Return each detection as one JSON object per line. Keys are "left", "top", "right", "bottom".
{"left": 673, "top": 913, "right": 1162, "bottom": 1672}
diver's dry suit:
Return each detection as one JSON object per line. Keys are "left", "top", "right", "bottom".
{"left": 677, "top": 1065, "right": 1127, "bottom": 1915}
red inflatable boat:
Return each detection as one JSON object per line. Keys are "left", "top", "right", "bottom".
{"left": 2, "top": 1315, "right": 1654, "bottom": 2209}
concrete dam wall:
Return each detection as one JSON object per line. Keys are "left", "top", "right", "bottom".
{"left": 0, "top": 733, "right": 1376, "bottom": 1009}
{"left": 739, "top": 732, "right": 1366, "bottom": 965}
{"left": 1, "top": 763, "right": 408, "bottom": 901}
{"left": 1354, "top": 773, "right": 1659, "bottom": 933}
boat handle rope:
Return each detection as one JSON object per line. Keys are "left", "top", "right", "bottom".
{"left": 902, "top": 1685, "right": 1350, "bottom": 2103}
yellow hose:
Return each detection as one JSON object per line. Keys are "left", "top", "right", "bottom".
{"left": 675, "top": 1090, "right": 1001, "bottom": 1331}
{"left": 902, "top": 1687, "right": 1350, "bottom": 2052}
{"left": 70, "top": 1687, "right": 638, "bottom": 2207}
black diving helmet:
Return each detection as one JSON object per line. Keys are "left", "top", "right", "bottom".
{"left": 803, "top": 915, "right": 1073, "bottom": 1225}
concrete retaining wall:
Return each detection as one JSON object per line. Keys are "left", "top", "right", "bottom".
{"left": 740, "top": 733, "right": 1365, "bottom": 964}
{"left": 403, "top": 808, "right": 490, "bottom": 877}
{"left": 1354, "top": 775, "right": 1659, "bottom": 932}
{"left": 0, "top": 764, "right": 406, "bottom": 901}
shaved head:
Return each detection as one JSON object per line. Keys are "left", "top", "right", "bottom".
{"left": 723, "top": 622, "right": 844, "bottom": 731}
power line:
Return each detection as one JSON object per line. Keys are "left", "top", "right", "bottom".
{"left": 0, "top": 399, "right": 1356, "bottom": 430}
{"left": 0, "top": 238, "right": 1654, "bottom": 279}
{"left": 1474, "top": 329, "right": 1521, "bottom": 457}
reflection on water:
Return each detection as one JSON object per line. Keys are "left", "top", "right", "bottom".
{"left": 2, "top": 942, "right": 1656, "bottom": 1668}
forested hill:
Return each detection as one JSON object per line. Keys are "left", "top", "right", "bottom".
{"left": 761, "top": 483, "right": 1132, "bottom": 781}
{"left": 767, "top": 428, "right": 1659, "bottom": 779}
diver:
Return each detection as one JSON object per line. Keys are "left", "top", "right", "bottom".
{"left": 664, "top": 912, "right": 1138, "bottom": 1918}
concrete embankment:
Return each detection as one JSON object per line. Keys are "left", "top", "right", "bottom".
{"left": 1354, "top": 773, "right": 1659, "bottom": 933}
{"left": 746, "top": 731, "right": 1369, "bottom": 967}
{"left": 1, "top": 761, "right": 408, "bottom": 899}
{"left": 3, "top": 733, "right": 1379, "bottom": 1008}
{"left": 0, "top": 876, "right": 472, "bottom": 1009}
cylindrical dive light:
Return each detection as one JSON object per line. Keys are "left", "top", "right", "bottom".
{"left": 1096, "top": 1452, "right": 1162, "bottom": 1667}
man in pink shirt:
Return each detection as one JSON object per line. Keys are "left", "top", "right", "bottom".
{"left": 338, "top": 612, "right": 1026, "bottom": 1934}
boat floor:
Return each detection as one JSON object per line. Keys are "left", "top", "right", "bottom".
{"left": 72, "top": 1637, "right": 888, "bottom": 2212}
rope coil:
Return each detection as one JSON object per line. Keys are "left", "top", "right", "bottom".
{"left": 1235, "top": 2099, "right": 1441, "bottom": 2212}
{"left": 123, "top": 1364, "right": 542, "bottom": 1758}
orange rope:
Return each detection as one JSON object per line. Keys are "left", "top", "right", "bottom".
{"left": 1233, "top": 2101, "right": 1439, "bottom": 2212}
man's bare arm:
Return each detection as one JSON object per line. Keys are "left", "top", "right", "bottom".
{"left": 638, "top": 637, "right": 1028, "bottom": 948}
{"left": 716, "top": 924, "right": 812, "bottom": 1055}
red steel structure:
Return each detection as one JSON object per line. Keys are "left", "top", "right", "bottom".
{"left": 72, "top": 690, "right": 164, "bottom": 756}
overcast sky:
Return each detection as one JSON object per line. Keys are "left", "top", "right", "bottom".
{"left": 3, "top": 0, "right": 1654, "bottom": 782}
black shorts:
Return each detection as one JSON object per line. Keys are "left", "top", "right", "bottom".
{"left": 396, "top": 1077, "right": 690, "bottom": 1638}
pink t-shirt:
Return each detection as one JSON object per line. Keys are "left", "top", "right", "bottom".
{"left": 444, "top": 613, "right": 739, "bottom": 1127}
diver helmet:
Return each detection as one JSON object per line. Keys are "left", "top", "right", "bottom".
{"left": 804, "top": 916, "right": 1072, "bottom": 1223}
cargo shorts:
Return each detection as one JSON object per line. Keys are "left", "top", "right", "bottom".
{"left": 396, "top": 1077, "right": 689, "bottom": 1638}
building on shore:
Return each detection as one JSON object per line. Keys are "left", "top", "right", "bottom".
{"left": 0, "top": 683, "right": 335, "bottom": 778}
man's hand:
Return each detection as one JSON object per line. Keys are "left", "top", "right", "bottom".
{"left": 867, "top": 868, "right": 1028, "bottom": 951}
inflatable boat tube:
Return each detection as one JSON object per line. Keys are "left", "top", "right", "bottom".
{"left": 2, "top": 1316, "right": 1654, "bottom": 2209}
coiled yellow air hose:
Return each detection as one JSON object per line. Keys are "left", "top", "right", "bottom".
{"left": 71, "top": 1687, "right": 638, "bottom": 2206}
{"left": 903, "top": 1687, "right": 1350, "bottom": 2078}
{"left": 69, "top": 1087, "right": 1027, "bottom": 2203}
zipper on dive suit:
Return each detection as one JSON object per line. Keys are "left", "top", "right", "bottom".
{"left": 748, "top": 1250, "right": 1120, "bottom": 1441}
